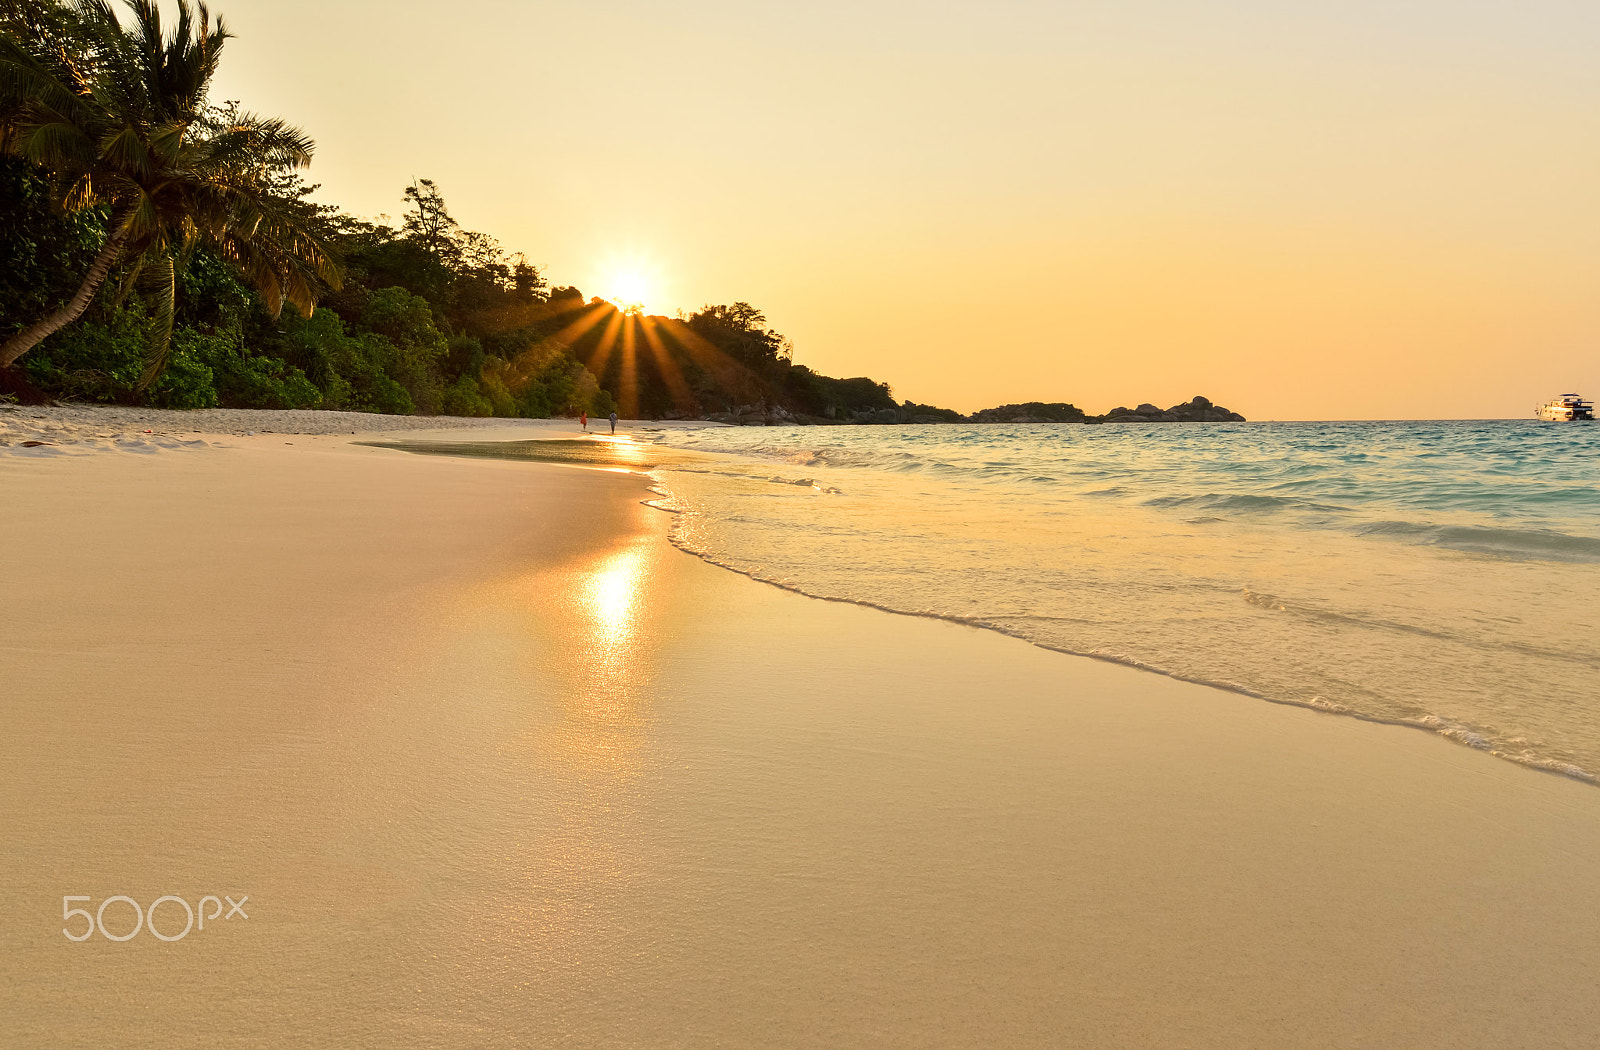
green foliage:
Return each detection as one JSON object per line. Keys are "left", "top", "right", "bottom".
{"left": 0, "top": 156, "right": 107, "bottom": 338}
{"left": 4, "top": 65, "right": 958, "bottom": 424}
{"left": 2, "top": 9, "right": 969, "bottom": 424}
{"left": 357, "top": 286, "right": 446, "bottom": 351}
{"left": 445, "top": 334, "right": 485, "bottom": 380}
{"left": 19, "top": 297, "right": 323, "bottom": 410}
{"left": 557, "top": 298, "right": 924, "bottom": 422}
{"left": 792, "top": 372, "right": 897, "bottom": 419}
{"left": 201, "top": 331, "right": 321, "bottom": 409}
{"left": 440, "top": 375, "right": 492, "bottom": 417}
{"left": 275, "top": 309, "right": 414, "bottom": 415}
{"left": 351, "top": 286, "right": 446, "bottom": 412}
{"left": 515, "top": 384, "right": 551, "bottom": 418}
{"left": 175, "top": 247, "right": 255, "bottom": 332}
{"left": 479, "top": 368, "right": 516, "bottom": 417}
{"left": 22, "top": 302, "right": 148, "bottom": 401}
{"left": 339, "top": 237, "right": 452, "bottom": 307}
{"left": 687, "top": 302, "right": 791, "bottom": 367}
{"left": 153, "top": 329, "right": 222, "bottom": 409}
{"left": 3, "top": 160, "right": 621, "bottom": 418}
{"left": 477, "top": 340, "right": 595, "bottom": 418}
{"left": 0, "top": 0, "right": 343, "bottom": 380}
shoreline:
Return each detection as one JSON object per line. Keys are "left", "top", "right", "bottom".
{"left": 12, "top": 405, "right": 1596, "bottom": 786}
{"left": 0, "top": 402, "right": 725, "bottom": 446}
{"left": 653, "top": 528, "right": 1600, "bottom": 788}
{"left": 367, "top": 424, "right": 1600, "bottom": 789}
{"left": 5, "top": 414, "right": 1600, "bottom": 1046}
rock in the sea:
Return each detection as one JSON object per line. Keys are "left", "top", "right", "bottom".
{"left": 965, "top": 395, "right": 1244, "bottom": 424}
{"left": 966, "top": 402, "right": 1089, "bottom": 424}
{"left": 1100, "top": 395, "right": 1245, "bottom": 423}
{"left": 1168, "top": 395, "right": 1246, "bottom": 422}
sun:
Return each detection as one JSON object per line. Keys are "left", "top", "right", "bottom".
{"left": 603, "top": 268, "right": 655, "bottom": 314}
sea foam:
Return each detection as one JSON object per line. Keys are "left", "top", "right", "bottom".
{"left": 654, "top": 420, "right": 1600, "bottom": 782}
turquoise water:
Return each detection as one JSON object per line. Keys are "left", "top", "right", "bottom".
{"left": 652, "top": 421, "right": 1600, "bottom": 779}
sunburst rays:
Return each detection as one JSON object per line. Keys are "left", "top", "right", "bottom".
{"left": 636, "top": 315, "right": 695, "bottom": 411}
{"left": 554, "top": 298, "right": 761, "bottom": 420}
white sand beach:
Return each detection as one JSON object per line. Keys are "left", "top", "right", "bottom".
{"left": 0, "top": 403, "right": 703, "bottom": 446}
{"left": 4, "top": 408, "right": 1600, "bottom": 1048}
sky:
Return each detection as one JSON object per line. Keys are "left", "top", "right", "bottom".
{"left": 208, "top": 0, "right": 1600, "bottom": 419}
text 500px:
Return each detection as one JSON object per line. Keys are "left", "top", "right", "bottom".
{"left": 62, "top": 894, "right": 249, "bottom": 942}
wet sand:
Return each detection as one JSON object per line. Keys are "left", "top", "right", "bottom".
{"left": 3, "top": 427, "right": 1600, "bottom": 1048}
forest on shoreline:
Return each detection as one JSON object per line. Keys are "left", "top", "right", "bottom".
{"left": 0, "top": 1, "right": 939, "bottom": 423}
{"left": 1, "top": 1, "right": 1244, "bottom": 426}
{"left": 1, "top": 154, "right": 933, "bottom": 424}
{"left": 1, "top": 151, "right": 1248, "bottom": 425}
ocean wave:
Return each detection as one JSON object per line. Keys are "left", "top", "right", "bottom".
{"left": 1352, "top": 521, "right": 1600, "bottom": 563}
{"left": 653, "top": 420, "right": 1600, "bottom": 786}
{"left": 664, "top": 421, "right": 1600, "bottom": 522}
{"left": 1144, "top": 492, "right": 1347, "bottom": 514}
{"left": 661, "top": 506, "right": 1600, "bottom": 787}
{"left": 1239, "top": 588, "right": 1600, "bottom": 668}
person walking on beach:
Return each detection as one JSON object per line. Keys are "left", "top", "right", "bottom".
{"left": 609, "top": 411, "right": 618, "bottom": 434}
{"left": 580, "top": 411, "right": 587, "bottom": 431}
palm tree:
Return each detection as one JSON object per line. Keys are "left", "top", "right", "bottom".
{"left": 0, "top": 0, "right": 341, "bottom": 388}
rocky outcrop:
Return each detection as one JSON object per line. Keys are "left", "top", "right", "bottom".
{"left": 703, "top": 402, "right": 801, "bottom": 426}
{"left": 1098, "top": 396, "right": 1245, "bottom": 423}
{"left": 698, "top": 394, "right": 1246, "bottom": 426}
{"left": 964, "top": 395, "right": 1245, "bottom": 424}
{"left": 967, "top": 402, "right": 1089, "bottom": 424}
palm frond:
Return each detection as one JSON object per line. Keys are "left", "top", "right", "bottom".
{"left": 111, "top": 249, "right": 145, "bottom": 307}
{"left": 0, "top": 26, "right": 100, "bottom": 132}
{"left": 168, "top": 3, "right": 228, "bottom": 117}
{"left": 135, "top": 247, "right": 176, "bottom": 392}
{"left": 4, "top": 0, "right": 340, "bottom": 369}
{"left": 17, "top": 119, "right": 97, "bottom": 169}
{"left": 97, "top": 123, "right": 153, "bottom": 176}
{"left": 75, "top": 1, "right": 152, "bottom": 126}
{"left": 123, "top": 186, "right": 162, "bottom": 242}
{"left": 60, "top": 170, "right": 97, "bottom": 211}
{"left": 146, "top": 117, "right": 186, "bottom": 167}
{"left": 195, "top": 114, "right": 314, "bottom": 172}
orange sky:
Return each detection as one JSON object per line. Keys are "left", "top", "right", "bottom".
{"left": 211, "top": 0, "right": 1600, "bottom": 419}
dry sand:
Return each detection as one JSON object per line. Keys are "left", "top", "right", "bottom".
{"left": 0, "top": 402, "right": 714, "bottom": 450}
{"left": 3, "top": 415, "right": 1600, "bottom": 1048}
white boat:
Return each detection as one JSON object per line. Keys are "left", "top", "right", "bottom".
{"left": 1536, "top": 393, "right": 1595, "bottom": 421}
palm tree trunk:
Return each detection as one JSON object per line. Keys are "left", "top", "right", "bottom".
{"left": 0, "top": 217, "right": 131, "bottom": 370}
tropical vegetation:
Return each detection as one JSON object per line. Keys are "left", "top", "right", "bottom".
{"left": 3, "top": 1, "right": 1242, "bottom": 425}
{"left": 0, "top": 0, "right": 339, "bottom": 391}
{"left": 0, "top": 0, "right": 932, "bottom": 421}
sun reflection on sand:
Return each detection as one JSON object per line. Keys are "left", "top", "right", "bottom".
{"left": 523, "top": 532, "right": 663, "bottom": 776}
{"left": 583, "top": 434, "right": 651, "bottom": 469}
{"left": 585, "top": 545, "right": 646, "bottom": 653}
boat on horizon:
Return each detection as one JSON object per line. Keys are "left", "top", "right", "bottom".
{"left": 1536, "top": 394, "right": 1594, "bottom": 421}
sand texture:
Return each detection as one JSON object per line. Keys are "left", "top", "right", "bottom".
{"left": 0, "top": 402, "right": 562, "bottom": 440}
{"left": 3, "top": 428, "right": 1600, "bottom": 1048}
{"left": 0, "top": 404, "right": 719, "bottom": 466}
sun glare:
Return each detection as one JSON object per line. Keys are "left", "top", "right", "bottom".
{"left": 598, "top": 258, "right": 661, "bottom": 313}
{"left": 585, "top": 546, "right": 647, "bottom": 650}
{"left": 606, "top": 271, "right": 652, "bottom": 312}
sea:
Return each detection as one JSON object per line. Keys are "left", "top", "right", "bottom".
{"left": 642, "top": 420, "right": 1600, "bottom": 782}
